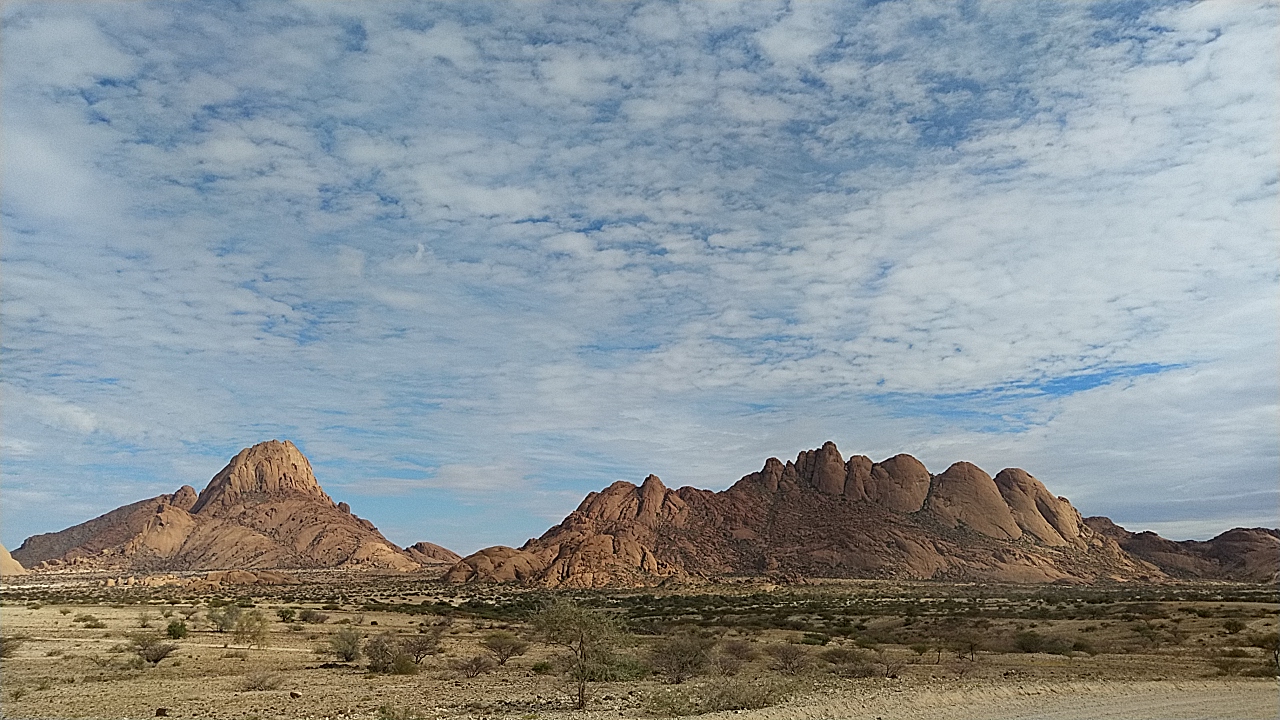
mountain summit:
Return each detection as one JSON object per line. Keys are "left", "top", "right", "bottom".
{"left": 13, "top": 440, "right": 425, "bottom": 573}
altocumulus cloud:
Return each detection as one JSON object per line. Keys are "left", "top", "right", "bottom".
{"left": 1, "top": 1, "right": 1275, "bottom": 553}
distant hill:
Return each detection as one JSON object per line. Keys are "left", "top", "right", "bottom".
{"left": 1084, "top": 517, "right": 1279, "bottom": 583}
{"left": 12, "top": 440, "right": 450, "bottom": 573}
{"left": 447, "top": 441, "right": 1237, "bottom": 588}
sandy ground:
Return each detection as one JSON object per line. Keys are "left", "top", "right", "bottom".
{"left": 734, "top": 679, "right": 1279, "bottom": 720}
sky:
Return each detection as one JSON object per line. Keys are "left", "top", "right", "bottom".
{"left": 2, "top": 0, "right": 1276, "bottom": 555}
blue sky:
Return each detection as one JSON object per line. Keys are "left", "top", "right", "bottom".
{"left": 2, "top": 0, "right": 1276, "bottom": 554}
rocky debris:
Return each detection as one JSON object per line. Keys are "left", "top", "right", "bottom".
{"left": 13, "top": 440, "right": 430, "bottom": 574}
{"left": 0, "top": 543, "right": 27, "bottom": 576}
{"left": 449, "top": 441, "right": 1164, "bottom": 588}
{"left": 403, "top": 541, "right": 462, "bottom": 564}
{"left": 1084, "top": 518, "right": 1280, "bottom": 582}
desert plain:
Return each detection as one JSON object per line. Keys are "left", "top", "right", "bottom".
{"left": 2, "top": 571, "right": 1276, "bottom": 720}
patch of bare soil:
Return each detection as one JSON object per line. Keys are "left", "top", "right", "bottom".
{"left": 735, "top": 679, "right": 1278, "bottom": 720}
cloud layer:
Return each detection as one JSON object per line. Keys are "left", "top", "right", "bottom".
{"left": 3, "top": 1, "right": 1276, "bottom": 553}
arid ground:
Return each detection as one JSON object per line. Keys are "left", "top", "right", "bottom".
{"left": 2, "top": 572, "right": 1276, "bottom": 720}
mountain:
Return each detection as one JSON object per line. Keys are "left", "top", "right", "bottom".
{"left": 446, "top": 441, "right": 1164, "bottom": 588}
{"left": 12, "top": 440, "right": 431, "bottom": 573}
{"left": 1083, "top": 517, "right": 1279, "bottom": 583}
{"left": 0, "top": 544, "right": 26, "bottom": 577}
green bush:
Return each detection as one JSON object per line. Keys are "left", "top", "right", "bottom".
{"left": 328, "top": 626, "right": 363, "bottom": 662}
{"left": 165, "top": 621, "right": 188, "bottom": 640}
{"left": 647, "top": 634, "right": 714, "bottom": 683}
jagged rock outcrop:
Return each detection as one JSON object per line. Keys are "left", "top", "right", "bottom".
{"left": 448, "top": 441, "right": 1163, "bottom": 588}
{"left": 1084, "top": 518, "right": 1279, "bottom": 583}
{"left": 1, "top": 543, "right": 27, "bottom": 577}
{"left": 13, "top": 440, "right": 424, "bottom": 573}
{"left": 404, "top": 541, "right": 461, "bottom": 564}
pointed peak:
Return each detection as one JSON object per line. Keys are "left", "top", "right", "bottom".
{"left": 641, "top": 474, "right": 666, "bottom": 491}
{"left": 191, "top": 440, "right": 330, "bottom": 514}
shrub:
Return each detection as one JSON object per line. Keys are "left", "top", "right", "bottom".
{"left": 165, "top": 621, "right": 188, "bottom": 640}
{"left": 389, "top": 653, "right": 419, "bottom": 675}
{"left": 276, "top": 608, "right": 296, "bottom": 623}
{"left": 207, "top": 605, "right": 241, "bottom": 633}
{"left": 1224, "top": 619, "right": 1247, "bottom": 635}
{"left": 531, "top": 661, "right": 554, "bottom": 674}
{"left": 766, "top": 643, "right": 813, "bottom": 675}
{"left": 820, "top": 646, "right": 877, "bottom": 677}
{"left": 451, "top": 654, "right": 496, "bottom": 678}
{"left": 329, "top": 626, "right": 363, "bottom": 662}
{"left": 365, "top": 633, "right": 412, "bottom": 673}
{"left": 648, "top": 634, "right": 714, "bottom": 683}
{"left": 240, "top": 671, "right": 282, "bottom": 691}
{"left": 299, "top": 609, "right": 329, "bottom": 624}
{"left": 136, "top": 611, "right": 154, "bottom": 628}
{"left": 128, "top": 634, "right": 178, "bottom": 666}
{"left": 481, "top": 630, "right": 530, "bottom": 666}
{"left": 234, "top": 609, "right": 269, "bottom": 648}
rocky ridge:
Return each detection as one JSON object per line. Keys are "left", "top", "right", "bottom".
{"left": 446, "top": 441, "right": 1164, "bottom": 587}
{"left": 1083, "top": 518, "right": 1279, "bottom": 583}
{"left": 12, "top": 440, "right": 434, "bottom": 573}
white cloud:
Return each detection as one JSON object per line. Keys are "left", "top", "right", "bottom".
{"left": 1, "top": 0, "right": 1275, "bottom": 551}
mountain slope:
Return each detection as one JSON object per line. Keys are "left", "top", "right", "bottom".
{"left": 13, "top": 440, "right": 427, "bottom": 573}
{"left": 447, "top": 441, "right": 1161, "bottom": 587}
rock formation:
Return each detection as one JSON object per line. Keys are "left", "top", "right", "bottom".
{"left": 404, "top": 541, "right": 462, "bottom": 565}
{"left": 1084, "top": 518, "right": 1279, "bottom": 583}
{"left": 0, "top": 543, "right": 26, "bottom": 577}
{"left": 12, "top": 440, "right": 435, "bottom": 573}
{"left": 448, "top": 441, "right": 1164, "bottom": 588}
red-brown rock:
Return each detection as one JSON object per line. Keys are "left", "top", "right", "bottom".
{"left": 13, "top": 440, "right": 424, "bottom": 573}
{"left": 448, "top": 441, "right": 1161, "bottom": 587}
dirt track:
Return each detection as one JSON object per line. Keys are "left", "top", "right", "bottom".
{"left": 738, "top": 679, "right": 1279, "bottom": 720}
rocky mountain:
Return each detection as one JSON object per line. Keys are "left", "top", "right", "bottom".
{"left": 0, "top": 543, "right": 26, "bottom": 577}
{"left": 446, "top": 441, "right": 1163, "bottom": 588}
{"left": 12, "top": 440, "right": 433, "bottom": 573}
{"left": 1083, "top": 517, "right": 1279, "bottom": 583}
{"left": 404, "top": 541, "right": 462, "bottom": 565}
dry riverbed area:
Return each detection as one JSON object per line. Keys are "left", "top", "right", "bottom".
{"left": 1, "top": 573, "right": 1276, "bottom": 720}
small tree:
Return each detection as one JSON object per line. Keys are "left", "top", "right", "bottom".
{"left": 276, "top": 608, "right": 296, "bottom": 623}
{"left": 166, "top": 621, "right": 189, "bottom": 640}
{"left": 765, "top": 643, "right": 813, "bottom": 675}
{"left": 128, "top": 633, "right": 178, "bottom": 666}
{"left": 403, "top": 634, "right": 442, "bottom": 663}
{"left": 207, "top": 605, "right": 241, "bottom": 634}
{"left": 532, "top": 599, "right": 622, "bottom": 710}
{"left": 481, "top": 630, "right": 530, "bottom": 666}
{"left": 234, "top": 609, "right": 269, "bottom": 648}
{"left": 648, "top": 634, "right": 714, "bottom": 683}
{"left": 329, "top": 626, "right": 363, "bottom": 662}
